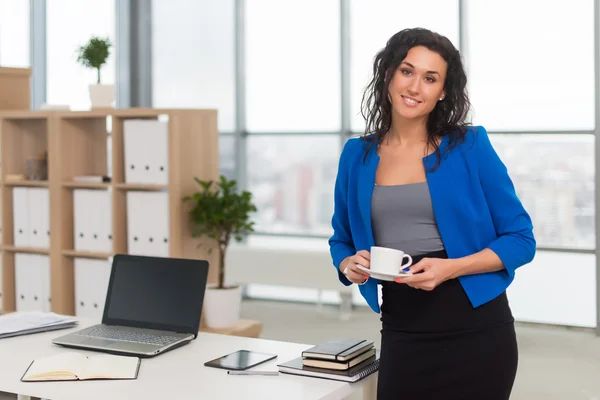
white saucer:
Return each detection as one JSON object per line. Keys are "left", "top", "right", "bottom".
{"left": 356, "top": 265, "right": 412, "bottom": 282}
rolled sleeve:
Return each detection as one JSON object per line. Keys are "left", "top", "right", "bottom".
{"left": 329, "top": 140, "right": 357, "bottom": 286}
{"left": 476, "top": 126, "right": 536, "bottom": 277}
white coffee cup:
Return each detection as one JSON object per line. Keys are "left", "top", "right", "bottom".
{"left": 370, "top": 246, "right": 413, "bottom": 275}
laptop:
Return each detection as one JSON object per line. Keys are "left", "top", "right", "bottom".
{"left": 52, "top": 254, "right": 209, "bottom": 358}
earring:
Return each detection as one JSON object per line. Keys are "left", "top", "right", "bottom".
{"left": 439, "top": 97, "right": 444, "bottom": 101}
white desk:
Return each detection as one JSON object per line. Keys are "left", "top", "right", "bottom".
{"left": 0, "top": 320, "right": 377, "bottom": 400}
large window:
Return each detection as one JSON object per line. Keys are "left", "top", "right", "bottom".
{"left": 219, "top": 135, "right": 236, "bottom": 180}
{"left": 245, "top": 0, "right": 341, "bottom": 132}
{"left": 247, "top": 135, "right": 340, "bottom": 235}
{"left": 151, "top": 0, "right": 236, "bottom": 132}
{"left": 490, "top": 134, "right": 594, "bottom": 250}
{"left": 466, "top": 0, "right": 594, "bottom": 131}
{"left": 350, "top": 0, "right": 459, "bottom": 133}
{"left": 0, "top": 0, "right": 30, "bottom": 68}
{"left": 46, "top": 0, "right": 115, "bottom": 110}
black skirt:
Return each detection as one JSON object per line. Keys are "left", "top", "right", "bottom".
{"left": 377, "top": 250, "right": 518, "bottom": 400}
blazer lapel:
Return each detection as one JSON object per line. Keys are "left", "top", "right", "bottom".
{"left": 357, "top": 144, "right": 379, "bottom": 246}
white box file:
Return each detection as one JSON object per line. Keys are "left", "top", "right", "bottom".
{"left": 15, "top": 254, "right": 50, "bottom": 312}
{"left": 126, "top": 191, "right": 169, "bottom": 257}
{"left": 12, "top": 188, "right": 50, "bottom": 249}
{"left": 39, "top": 254, "right": 51, "bottom": 312}
{"left": 13, "top": 188, "right": 29, "bottom": 247}
{"left": 0, "top": 255, "right": 3, "bottom": 313}
{"left": 123, "top": 119, "right": 169, "bottom": 185}
{"left": 74, "top": 189, "right": 113, "bottom": 253}
{"left": 74, "top": 258, "right": 111, "bottom": 320}
{"left": 28, "top": 188, "right": 50, "bottom": 249}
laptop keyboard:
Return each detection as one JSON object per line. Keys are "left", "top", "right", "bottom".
{"left": 76, "top": 325, "right": 181, "bottom": 346}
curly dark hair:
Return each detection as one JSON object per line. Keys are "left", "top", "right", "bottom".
{"left": 360, "top": 27, "right": 471, "bottom": 168}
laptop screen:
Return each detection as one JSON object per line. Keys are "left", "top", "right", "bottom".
{"left": 102, "top": 254, "right": 209, "bottom": 335}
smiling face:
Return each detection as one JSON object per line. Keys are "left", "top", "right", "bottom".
{"left": 387, "top": 46, "right": 448, "bottom": 122}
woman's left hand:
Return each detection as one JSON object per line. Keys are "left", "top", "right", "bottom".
{"left": 395, "top": 257, "right": 456, "bottom": 291}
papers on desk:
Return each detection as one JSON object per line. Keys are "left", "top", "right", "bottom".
{"left": 0, "top": 311, "right": 78, "bottom": 339}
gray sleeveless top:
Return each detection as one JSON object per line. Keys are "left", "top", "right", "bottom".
{"left": 371, "top": 182, "right": 445, "bottom": 256}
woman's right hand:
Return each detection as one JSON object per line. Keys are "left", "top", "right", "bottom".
{"left": 340, "top": 250, "right": 371, "bottom": 284}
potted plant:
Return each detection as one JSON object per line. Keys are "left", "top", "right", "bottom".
{"left": 76, "top": 36, "right": 114, "bottom": 108}
{"left": 183, "top": 175, "right": 257, "bottom": 328}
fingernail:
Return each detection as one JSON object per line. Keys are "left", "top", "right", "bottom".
{"left": 403, "top": 267, "right": 411, "bottom": 272}
{"left": 395, "top": 278, "right": 403, "bottom": 283}
{"left": 364, "top": 275, "right": 369, "bottom": 279}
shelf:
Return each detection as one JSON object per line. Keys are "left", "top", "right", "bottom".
{"left": 3, "top": 245, "right": 49, "bottom": 255}
{"left": 0, "top": 108, "right": 219, "bottom": 316}
{"left": 63, "top": 181, "right": 111, "bottom": 189}
{"left": 58, "top": 111, "right": 112, "bottom": 119}
{"left": 0, "top": 110, "right": 51, "bottom": 119}
{"left": 115, "top": 183, "right": 168, "bottom": 191}
{"left": 62, "top": 250, "right": 114, "bottom": 259}
{"left": 4, "top": 180, "right": 48, "bottom": 187}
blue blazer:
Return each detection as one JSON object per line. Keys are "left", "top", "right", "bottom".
{"left": 329, "top": 126, "right": 536, "bottom": 313}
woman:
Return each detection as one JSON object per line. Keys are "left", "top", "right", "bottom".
{"left": 329, "top": 28, "right": 535, "bottom": 399}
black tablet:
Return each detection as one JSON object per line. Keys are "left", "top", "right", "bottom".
{"left": 204, "top": 350, "right": 277, "bottom": 371}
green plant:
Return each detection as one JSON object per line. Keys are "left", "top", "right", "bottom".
{"left": 76, "top": 36, "right": 112, "bottom": 84}
{"left": 183, "top": 175, "right": 257, "bottom": 289}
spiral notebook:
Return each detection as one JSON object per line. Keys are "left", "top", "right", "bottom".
{"left": 277, "top": 351, "right": 380, "bottom": 383}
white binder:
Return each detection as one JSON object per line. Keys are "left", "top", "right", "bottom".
{"left": 145, "top": 121, "right": 169, "bottom": 185}
{"left": 73, "top": 189, "right": 85, "bottom": 251}
{"left": 15, "top": 254, "right": 45, "bottom": 312}
{"left": 124, "top": 119, "right": 169, "bottom": 185}
{"left": 74, "top": 258, "right": 86, "bottom": 318}
{"left": 15, "top": 253, "right": 28, "bottom": 311}
{"left": 140, "top": 192, "right": 169, "bottom": 257}
{"left": 126, "top": 191, "right": 144, "bottom": 255}
{"left": 126, "top": 191, "right": 169, "bottom": 257}
{"left": 93, "top": 190, "right": 113, "bottom": 253}
{"left": 38, "top": 255, "right": 51, "bottom": 313}
{"left": 13, "top": 188, "right": 29, "bottom": 247}
{"left": 74, "top": 189, "right": 90, "bottom": 251}
{"left": 152, "top": 192, "right": 170, "bottom": 257}
{"left": 0, "top": 193, "right": 3, "bottom": 251}
{"left": 0, "top": 254, "right": 3, "bottom": 313}
{"left": 87, "top": 191, "right": 102, "bottom": 252}
{"left": 123, "top": 120, "right": 146, "bottom": 184}
{"left": 28, "top": 188, "right": 50, "bottom": 249}
{"left": 74, "top": 258, "right": 112, "bottom": 320}
{"left": 75, "top": 189, "right": 112, "bottom": 252}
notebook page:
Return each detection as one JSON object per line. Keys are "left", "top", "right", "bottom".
{"left": 82, "top": 354, "right": 139, "bottom": 379}
{"left": 24, "top": 353, "right": 86, "bottom": 380}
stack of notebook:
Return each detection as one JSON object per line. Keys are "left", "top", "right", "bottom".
{"left": 277, "top": 338, "right": 379, "bottom": 383}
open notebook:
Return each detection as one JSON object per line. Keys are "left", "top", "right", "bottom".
{"left": 21, "top": 353, "right": 141, "bottom": 382}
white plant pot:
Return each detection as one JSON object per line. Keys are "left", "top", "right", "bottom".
{"left": 202, "top": 285, "right": 242, "bottom": 329}
{"left": 88, "top": 84, "right": 115, "bottom": 108}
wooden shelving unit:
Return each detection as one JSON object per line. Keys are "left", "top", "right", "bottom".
{"left": 0, "top": 108, "right": 219, "bottom": 315}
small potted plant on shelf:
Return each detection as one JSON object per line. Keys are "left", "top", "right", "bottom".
{"left": 183, "top": 175, "right": 257, "bottom": 329}
{"left": 76, "top": 36, "right": 113, "bottom": 108}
